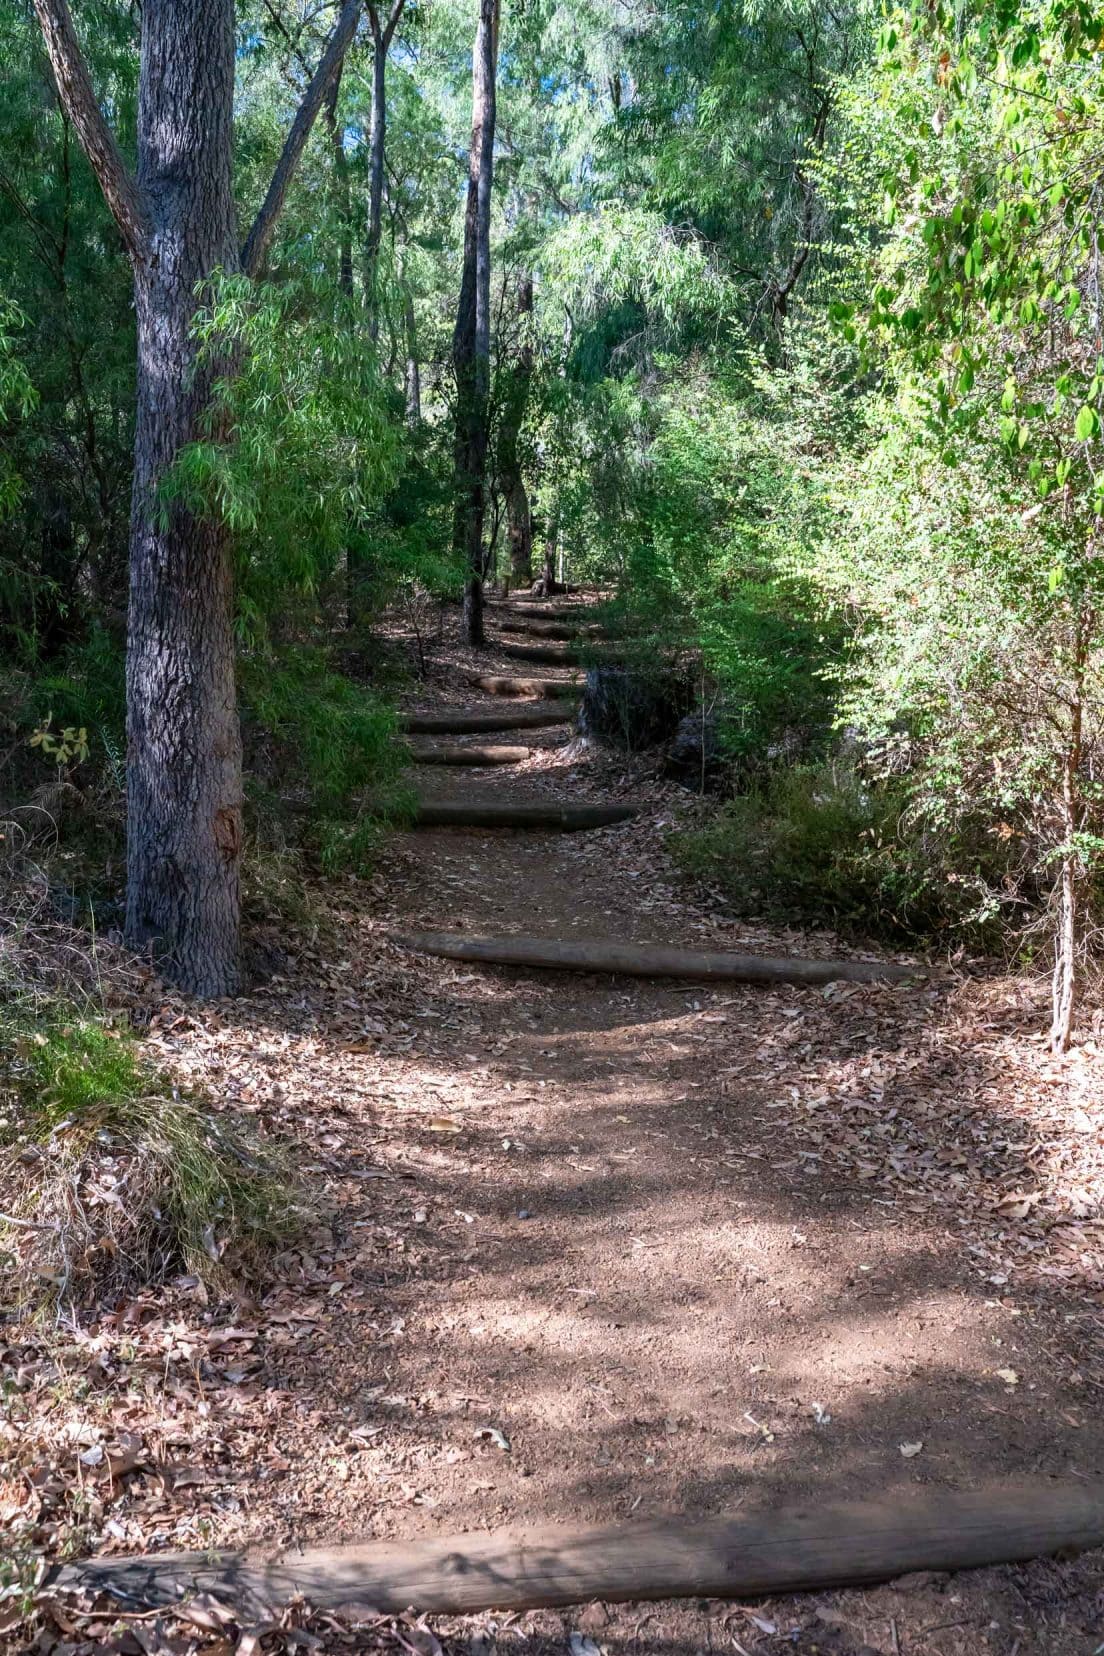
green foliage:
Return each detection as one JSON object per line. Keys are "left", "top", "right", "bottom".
{"left": 240, "top": 646, "right": 414, "bottom": 874}
{"left": 0, "top": 299, "right": 37, "bottom": 521}
{"left": 851, "top": 1, "right": 1104, "bottom": 526}
{"left": 0, "top": 1010, "right": 302, "bottom": 1300}
{"left": 811, "top": 0, "right": 1104, "bottom": 1036}
{"left": 676, "top": 760, "right": 1018, "bottom": 943}
{"left": 561, "top": 347, "right": 841, "bottom": 764}
{"left": 165, "top": 273, "right": 404, "bottom": 645}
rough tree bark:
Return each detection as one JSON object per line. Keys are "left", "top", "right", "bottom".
{"left": 500, "top": 272, "right": 534, "bottom": 587}
{"left": 452, "top": 0, "right": 500, "bottom": 647}
{"left": 539, "top": 511, "right": 558, "bottom": 593}
{"left": 33, "top": 0, "right": 361, "bottom": 996}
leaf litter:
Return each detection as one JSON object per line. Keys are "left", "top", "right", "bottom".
{"left": 4, "top": 617, "right": 1104, "bottom": 1653}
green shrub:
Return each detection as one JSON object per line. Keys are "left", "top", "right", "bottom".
{"left": 675, "top": 760, "right": 1021, "bottom": 946}
{"left": 0, "top": 1012, "right": 303, "bottom": 1305}
{"left": 240, "top": 645, "right": 414, "bottom": 873}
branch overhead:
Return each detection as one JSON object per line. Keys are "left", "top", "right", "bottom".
{"left": 242, "top": 0, "right": 364, "bottom": 278}
{"left": 32, "top": 0, "right": 151, "bottom": 262}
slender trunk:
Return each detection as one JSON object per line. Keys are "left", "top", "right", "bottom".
{"left": 501, "top": 272, "right": 533, "bottom": 587}
{"left": 1051, "top": 611, "right": 1088, "bottom": 1051}
{"left": 1052, "top": 839, "right": 1078, "bottom": 1053}
{"left": 324, "top": 71, "right": 354, "bottom": 298}
{"left": 347, "top": 36, "right": 384, "bottom": 620}
{"left": 403, "top": 288, "right": 421, "bottom": 425}
{"left": 452, "top": 0, "right": 499, "bottom": 647}
{"left": 126, "top": 0, "right": 243, "bottom": 995}
{"left": 1052, "top": 609, "right": 1092, "bottom": 1046}
{"left": 542, "top": 514, "right": 557, "bottom": 591}
{"left": 365, "top": 21, "right": 387, "bottom": 337}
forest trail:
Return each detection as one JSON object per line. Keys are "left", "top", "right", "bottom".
{"left": 37, "top": 605, "right": 1104, "bottom": 1653}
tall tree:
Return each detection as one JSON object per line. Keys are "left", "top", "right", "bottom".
{"left": 364, "top": 0, "right": 406, "bottom": 334}
{"left": 33, "top": 0, "right": 362, "bottom": 996}
{"left": 324, "top": 69, "right": 355, "bottom": 297}
{"left": 499, "top": 270, "right": 534, "bottom": 587}
{"left": 402, "top": 284, "right": 421, "bottom": 425}
{"left": 452, "top": 0, "right": 499, "bottom": 647}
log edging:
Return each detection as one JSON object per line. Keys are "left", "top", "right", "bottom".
{"left": 47, "top": 1480, "right": 1104, "bottom": 1619}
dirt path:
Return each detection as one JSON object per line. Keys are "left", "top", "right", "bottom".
{"left": 13, "top": 614, "right": 1104, "bottom": 1655}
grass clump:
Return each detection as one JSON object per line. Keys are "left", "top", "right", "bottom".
{"left": 0, "top": 1010, "right": 303, "bottom": 1307}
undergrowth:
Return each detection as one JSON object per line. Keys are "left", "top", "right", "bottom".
{"left": 0, "top": 1009, "right": 304, "bottom": 1309}
{"left": 239, "top": 644, "right": 416, "bottom": 873}
{"left": 675, "top": 760, "right": 1023, "bottom": 947}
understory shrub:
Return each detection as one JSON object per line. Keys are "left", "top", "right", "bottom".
{"left": 676, "top": 760, "right": 1024, "bottom": 947}
{"left": 0, "top": 1011, "right": 303, "bottom": 1307}
{"left": 239, "top": 645, "right": 415, "bottom": 874}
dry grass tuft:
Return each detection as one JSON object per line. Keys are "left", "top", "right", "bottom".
{"left": 0, "top": 840, "right": 307, "bottom": 1312}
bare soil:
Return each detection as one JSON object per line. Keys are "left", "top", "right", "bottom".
{"left": 5, "top": 607, "right": 1104, "bottom": 1654}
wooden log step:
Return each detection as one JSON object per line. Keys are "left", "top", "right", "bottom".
{"left": 496, "top": 641, "right": 624, "bottom": 667}
{"left": 401, "top": 705, "right": 571, "bottom": 734}
{"left": 410, "top": 743, "right": 530, "bottom": 766}
{"left": 491, "top": 601, "right": 603, "bottom": 621}
{"left": 472, "top": 674, "right": 583, "bottom": 699}
{"left": 497, "top": 618, "right": 604, "bottom": 641}
{"left": 498, "top": 640, "right": 587, "bottom": 666}
{"left": 394, "top": 930, "right": 917, "bottom": 985}
{"left": 48, "top": 1478, "right": 1104, "bottom": 1619}
{"left": 412, "top": 801, "right": 637, "bottom": 831}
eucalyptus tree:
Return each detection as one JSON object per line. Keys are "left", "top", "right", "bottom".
{"left": 32, "top": 0, "right": 362, "bottom": 995}
{"left": 614, "top": 0, "right": 865, "bottom": 333}
{"left": 452, "top": 0, "right": 500, "bottom": 645}
{"left": 499, "top": 271, "right": 534, "bottom": 584}
{"left": 364, "top": 0, "right": 407, "bottom": 331}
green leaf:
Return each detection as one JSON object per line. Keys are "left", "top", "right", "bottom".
{"left": 1075, "top": 405, "right": 1100, "bottom": 442}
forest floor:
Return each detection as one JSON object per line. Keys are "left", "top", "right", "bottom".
{"left": 6, "top": 607, "right": 1104, "bottom": 1655}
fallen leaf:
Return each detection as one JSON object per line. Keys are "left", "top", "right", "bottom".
{"left": 899, "top": 1441, "right": 923, "bottom": 1458}
{"left": 740, "top": 1611, "right": 777, "bottom": 1634}
{"left": 475, "top": 1426, "right": 511, "bottom": 1452}
{"left": 994, "top": 1191, "right": 1041, "bottom": 1220}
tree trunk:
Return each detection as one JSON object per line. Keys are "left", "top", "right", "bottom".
{"left": 501, "top": 272, "right": 534, "bottom": 587}
{"left": 324, "top": 71, "right": 354, "bottom": 298}
{"left": 403, "top": 287, "right": 421, "bottom": 425}
{"left": 362, "top": 1, "right": 404, "bottom": 332}
{"left": 123, "top": 0, "right": 243, "bottom": 996}
{"left": 1051, "top": 610, "right": 1089, "bottom": 1052}
{"left": 541, "top": 513, "right": 558, "bottom": 591}
{"left": 35, "top": 0, "right": 360, "bottom": 996}
{"left": 345, "top": 23, "right": 387, "bottom": 621}
{"left": 452, "top": 0, "right": 499, "bottom": 648}
{"left": 1052, "top": 843, "right": 1078, "bottom": 1053}
{"left": 365, "top": 19, "right": 387, "bottom": 336}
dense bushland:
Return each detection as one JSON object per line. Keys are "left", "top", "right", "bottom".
{"left": 2, "top": 0, "right": 1104, "bottom": 1058}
